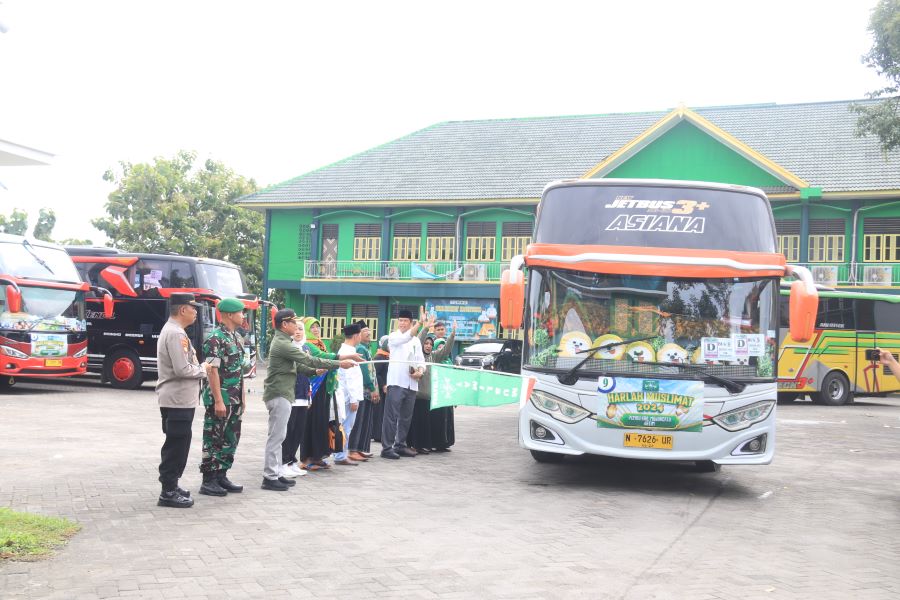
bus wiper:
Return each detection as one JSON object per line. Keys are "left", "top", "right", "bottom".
{"left": 22, "top": 239, "right": 54, "bottom": 275}
{"left": 556, "top": 335, "right": 658, "bottom": 386}
{"left": 635, "top": 360, "right": 746, "bottom": 394}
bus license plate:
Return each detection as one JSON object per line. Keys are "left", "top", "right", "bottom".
{"left": 624, "top": 433, "right": 673, "bottom": 450}
{"left": 44, "top": 359, "right": 63, "bottom": 367}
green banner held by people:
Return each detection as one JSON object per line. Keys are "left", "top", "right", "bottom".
{"left": 430, "top": 364, "right": 536, "bottom": 409}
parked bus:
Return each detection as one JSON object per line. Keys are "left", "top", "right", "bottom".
{"left": 0, "top": 234, "right": 112, "bottom": 388}
{"left": 500, "top": 179, "right": 817, "bottom": 470}
{"left": 777, "top": 289, "right": 900, "bottom": 405}
{"left": 65, "top": 247, "right": 259, "bottom": 389}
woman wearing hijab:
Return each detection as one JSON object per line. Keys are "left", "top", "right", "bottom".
{"left": 372, "top": 335, "right": 390, "bottom": 443}
{"left": 280, "top": 326, "right": 324, "bottom": 477}
{"left": 428, "top": 334, "right": 456, "bottom": 452}
{"left": 408, "top": 321, "right": 456, "bottom": 453}
{"left": 299, "top": 316, "right": 353, "bottom": 470}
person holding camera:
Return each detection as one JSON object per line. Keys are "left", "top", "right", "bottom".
{"left": 198, "top": 298, "right": 253, "bottom": 497}
{"left": 382, "top": 309, "right": 426, "bottom": 459}
{"left": 156, "top": 293, "right": 212, "bottom": 508}
{"left": 876, "top": 347, "right": 900, "bottom": 385}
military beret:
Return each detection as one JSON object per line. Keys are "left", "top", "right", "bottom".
{"left": 217, "top": 297, "right": 245, "bottom": 313}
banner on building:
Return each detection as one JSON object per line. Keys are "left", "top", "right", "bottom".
{"left": 425, "top": 298, "right": 499, "bottom": 340}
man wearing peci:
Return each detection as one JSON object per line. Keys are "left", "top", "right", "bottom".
{"left": 381, "top": 309, "right": 426, "bottom": 460}
{"left": 156, "top": 292, "right": 212, "bottom": 508}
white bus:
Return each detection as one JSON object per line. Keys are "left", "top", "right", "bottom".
{"left": 500, "top": 179, "right": 817, "bottom": 471}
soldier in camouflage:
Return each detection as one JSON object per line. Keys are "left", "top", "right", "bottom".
{"left": 199, "top": 297, "right": 252, "bottom": 496}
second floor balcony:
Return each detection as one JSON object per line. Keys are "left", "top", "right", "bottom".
{"left": 303, "top": 260, "right": 505, "bottom": 282}
{"left": 794, "top": 263, "right": 900, "bottom": 287}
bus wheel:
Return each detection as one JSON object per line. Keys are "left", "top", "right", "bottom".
{"left": 815, "top": 371, "right": 851, "bottom": 406}
{"left": 693, "top": 461, "right": 721, "bottom": 473}
{"left": 530, "top": 449, "right": 565, "bottom": 463}
{"left": 106, "top": 350, "right": 143, "bottom": 390}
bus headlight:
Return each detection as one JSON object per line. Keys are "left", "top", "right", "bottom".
{"left": 712, "top": 401, "right": 775, "bottom": 432}
{"left": 0, "top": 346, "right": 28, "bottom": 359}
{"left": 73, "top": 347, "right": 88, "bottom": 358}
{"left": 530, "top": 390, "right": 590, "bottom": 424}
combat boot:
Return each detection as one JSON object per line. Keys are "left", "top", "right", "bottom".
{"left": 217, "top": 470, "right": 243, "bottom": 493}
{"left": 199, "top": 471, "right": 228, "bottom": 496}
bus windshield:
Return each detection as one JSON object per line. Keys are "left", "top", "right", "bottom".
{"left": 196, "top": 263, "right": 247, "bottom": 297}
{"left": 0, "top": 286, "right": 85, "bottom": 332}
{"left": 524, "top": 268, "right": 777, "bottom": 381}
{"left": 0, "top": 241, "right": 82, "bottom": 283}
{"left": 535, "top": 183, "right": 776, "bottom": 252}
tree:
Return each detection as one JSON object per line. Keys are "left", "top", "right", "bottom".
{"left": 33, "top": 208, "right": 56, "bottom": 242}
{"left": 853, "top": 0, "right": 900, "bottom": 151}
{"left": 0, "top": 208, "right": 28, "bottom": 235}
{"left": 93, "top": 151, "right": 264, "bottom": 293}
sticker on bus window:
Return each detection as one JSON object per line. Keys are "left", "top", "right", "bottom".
{"left": 734, "top": 334, "right": 764, "bottom": 358}
{"left": 702, "top": 337, "right": 735, "bottom": 362}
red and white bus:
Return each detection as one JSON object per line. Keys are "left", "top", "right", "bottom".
{"left": 0, "top": 234, "right": 112, "bottom": 388}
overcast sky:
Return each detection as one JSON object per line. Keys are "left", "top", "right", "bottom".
{"left": 0, "top": 0, "right": 889, "bottom": 241}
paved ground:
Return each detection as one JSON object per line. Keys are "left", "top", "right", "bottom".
{"left": 1, "top": 375, "right": 899, "bottom": 600}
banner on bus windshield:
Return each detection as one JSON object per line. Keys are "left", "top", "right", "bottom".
{"left": 595, "top": 376, "right": 704, "bottom": 432}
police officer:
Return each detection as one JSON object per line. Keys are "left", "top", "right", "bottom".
{"left": 199, "top": 297, "right": 252, "bottom": 496}
{"left": 156, "top": 292, "right": 211, "bottom": 508}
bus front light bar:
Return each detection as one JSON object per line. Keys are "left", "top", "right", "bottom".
{"left": 712, "top": 400, "right": 775, "bottom": 432}
{"left": 530, "top": 390, "right": 591, "bottom": 424}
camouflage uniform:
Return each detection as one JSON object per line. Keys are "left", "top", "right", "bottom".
{"left": 200, "top": 325, "right": 250, "bottom": 473}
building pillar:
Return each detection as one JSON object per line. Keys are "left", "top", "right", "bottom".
{"left": 260, "top": 209, "right": 271, "bottom": 359}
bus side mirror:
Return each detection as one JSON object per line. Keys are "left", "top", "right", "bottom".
{"left": 102, "top": 293, "right": 114, "bottom": 319}
{"left": 6, "top": 286, "right": 22, "bottom": 313}
{"left": 270, "top": 306, "right": 278, "bottom": 329}
{"left": 789, "top": 280, "right": 817, "bottom": 342}
{"left": 500, "top": 268, "right": 525, "bottom": 330}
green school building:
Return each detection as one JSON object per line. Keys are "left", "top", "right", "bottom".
{"left": 237, "top": 99, "right": 900, "bottom": 345}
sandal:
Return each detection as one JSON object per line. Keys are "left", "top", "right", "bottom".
{"left": 314, "top": 460, "right": 332, "bottom": 469}
{"left": 301, "top": 463, "right": 322, "bottom": 472}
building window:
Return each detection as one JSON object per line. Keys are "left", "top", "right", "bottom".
{"left": 501, "top": 222, "right": 533, "bottom": 261}
{"left": 353, "top": 224, "right": 382, "bottom": 261}
{"left": 297, "top": 224, "right": 311, "bottom": 260}
{"left": 318, "top": 303, "right": 346, "bottom": 340}
{"left": 351, "top": 304, "right": 380, "bottom": 339}
{"left": 778, "top": 236, "right": 800, "bottom": 262}
{"left": 863, "top": 218, "right": 900, "bottom": 262}
{"left": 774, "top": 219, "right": 800, "bottom": 262}
{"left": 466, "top": 221, "right": 496, "bottom": 262}
{"left": 426, "top": 222, "right": 455, "bottom": 261}
{"left": 807, "top": 219, "right": 844, "bottom": 263}
{"left": 392, "top": 223, "right": 421, "bottom": 261}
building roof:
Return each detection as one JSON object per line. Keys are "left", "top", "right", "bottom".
{"left": 237, "top": 99, "right": 900, "bottom": 207}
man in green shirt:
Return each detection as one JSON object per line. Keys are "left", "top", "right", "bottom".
{"left": 261, "top": 309, "right": 355, "bottom": 491}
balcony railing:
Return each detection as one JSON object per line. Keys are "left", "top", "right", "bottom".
{"left": 792, "top": 263, "right": 900, "bottom": 287}
{"left": 303, "top": 260, "right": 504, "bottom": 282}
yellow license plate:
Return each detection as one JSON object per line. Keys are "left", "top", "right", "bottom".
{"left": 44, "top": 359, "right": 63, "bottom": 367}
{"left": 624, "top": 432, "right": 673, "bottom": 450}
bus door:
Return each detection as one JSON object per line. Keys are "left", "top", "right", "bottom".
{"left": 855, "top": 299, "right": 900, "bottom": 394}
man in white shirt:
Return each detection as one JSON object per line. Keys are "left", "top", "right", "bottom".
{"left": 334, "top": 323, "right": 364, "bottom": 466}
{"left": 381, "top": 309, "right": 425, "bottom": 459}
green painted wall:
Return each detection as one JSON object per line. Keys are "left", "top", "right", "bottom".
{"left": 268, "top": 209, "right": 313, "bottom": 280}
{"left": 772, "top": 203, "right": 802, "bottom": 219}
{"left": 604, "top": 121, "right": 786, "bottom": 188}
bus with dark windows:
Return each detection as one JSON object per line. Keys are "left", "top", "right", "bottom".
{"left": 500, "top": 179, "right": 819, "bottom": 471}
{"left": 0, "top": 234, "right": 113, "bottom": 389}
{"left": 65, "top": 247, "right": 260, "bottom": 389}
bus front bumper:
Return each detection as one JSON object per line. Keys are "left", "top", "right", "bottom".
{"left": 0, "top": 355, "right": 88, "bottom": 378}
{"left": 520, "top": 403, "right": 776, "bottom": 465}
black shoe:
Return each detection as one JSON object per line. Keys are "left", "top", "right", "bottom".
{"left": 158, "top": 490, "right": 194, "bottom": 508}
{"left": 397, "top": 447, "right": 417, "bottom": 457}
{"left": 380, "top": 449, "right": 400, "bottom": 459}
{"left": 217, "top": 471, "right": 243, "bottom": 493}
{"left": 277, "top": 476, "right": 296, "bottom": 487}
{"left": 199, "top": 479, "right": 228, "bottom": 496}
{"left": 176, "top": 486, "right": 191, "bottom": 497}
{"left": 261, "top": 477, "right": 289, "bottom": 491}
{"left": 416, "top": 447, "right": 431, "bottom": 455}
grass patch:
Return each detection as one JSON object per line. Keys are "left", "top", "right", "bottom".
{"left": 0, "top": 508, "right": 80, "bottom": 561}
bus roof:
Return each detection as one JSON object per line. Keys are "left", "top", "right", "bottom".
{"left": 779, "top": 287, "right": 900, "bottom": 303}
{"left": 65, "top": 246, "right": 240, "bottom": 269}
{"left": 542, "top": 178, "right": 769, "bottom": 200}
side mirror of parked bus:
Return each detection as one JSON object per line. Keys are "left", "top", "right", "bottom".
{"left": 269, "top": 306, "right": 278, "bottom": 329}
{"left": 789, "top": 279, "right": 817, "bottom": 342}
{"left": 5, "top": 285, "right": 22, "bottom": 313}
{"left": 500, "top": 267, "right": 525, "bottom": 329}
{"left": 102, "top": 293, "right": 114, "bottom": 319}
